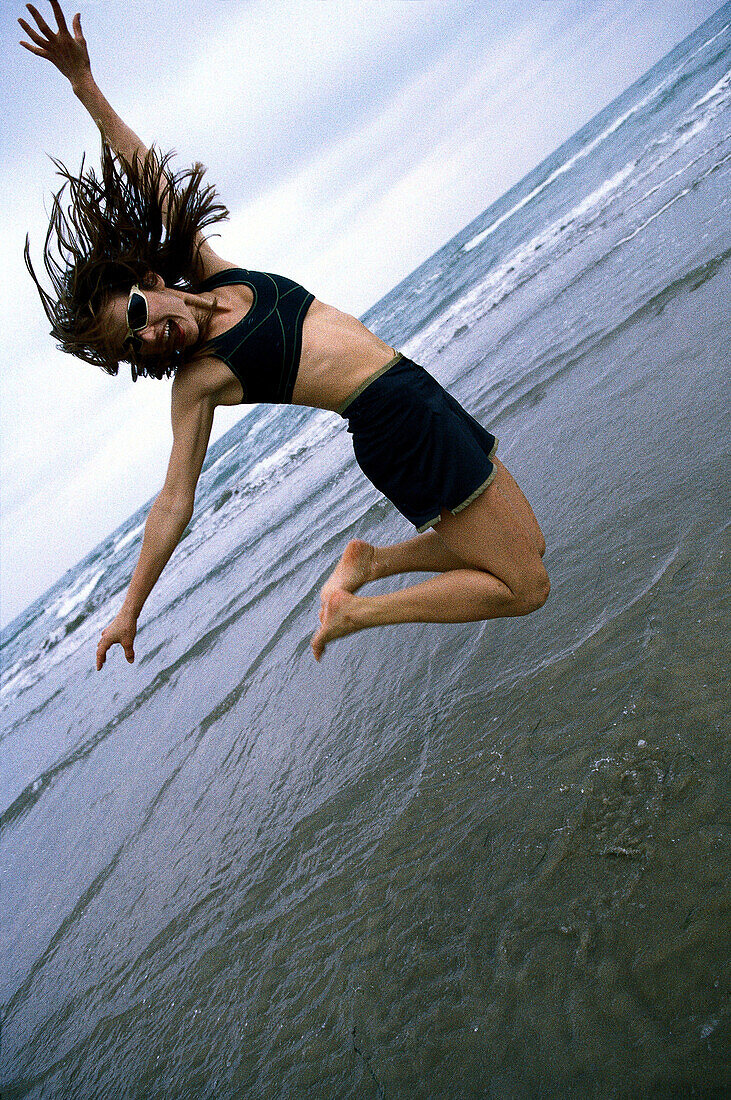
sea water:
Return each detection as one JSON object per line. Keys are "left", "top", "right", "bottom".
{"left": 1, "top": 6, "right": 730, "bottom": 1096}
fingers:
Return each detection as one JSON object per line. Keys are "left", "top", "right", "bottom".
{"left": 310, "top": 633, "right": 324, "bottom": 661}
{"left": 95, "top": 637, "right": 135, "bottom": 671}
{"left": 19, "top": 4, "right": 91, "bottom": 81}
{"left": 49, "top": 0, "right": 69, "bottom": 33}
{"left": 18, "top": 17, "right": 49, "bottom": 48}
{"left": 19, "top": 40, "right": 48, "bottom": 57}
{"left": 95, "top": 630, "right": 114, "bottom": 670}
{"left": 21, "top": 2, "right": 74, "bottom": 44}
{"left": 24, "top": 4, "right": 54, "bottom": 38}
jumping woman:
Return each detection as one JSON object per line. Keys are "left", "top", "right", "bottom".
{"left": 19, "top": 1, "right": 550, "bottom": 667}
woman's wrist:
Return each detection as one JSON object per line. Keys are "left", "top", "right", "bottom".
{"left": 119, "top": 599, "right": 141, "bottom": 623}
{"left": 72, "top": 73, "right": 101, "bottom": 109}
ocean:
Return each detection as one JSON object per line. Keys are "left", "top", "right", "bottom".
{"left": 2, "top": 5, "right": 730, "bottom": 1096}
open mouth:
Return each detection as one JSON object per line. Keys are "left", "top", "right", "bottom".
{"left": 163, "top": 320, "right": 182, "bottom": 352}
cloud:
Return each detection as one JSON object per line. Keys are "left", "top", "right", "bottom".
{"left": 122, "top": 1, "right": 472, "bottom": 185}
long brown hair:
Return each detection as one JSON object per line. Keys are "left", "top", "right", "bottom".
{"left": 25, "top": 141, "right": 229, "bottom": 379}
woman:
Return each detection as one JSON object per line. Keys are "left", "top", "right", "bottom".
{"left": 20, "top": 1, "right": 549, "bottom": 667}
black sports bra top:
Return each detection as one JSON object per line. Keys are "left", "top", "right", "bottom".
{"left": 197, "top": 267, "right": 315, "bottom": 404}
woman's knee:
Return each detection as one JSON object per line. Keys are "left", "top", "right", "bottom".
{"left": 513, "top": 562, "right": 550, "bottom": 614}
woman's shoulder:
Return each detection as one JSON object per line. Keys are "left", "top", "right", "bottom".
{"left": 174, "top": 354, "right": 244, "bottom": 407}
{"left": 193, "top": 239, "right": 245, "bottom": 287}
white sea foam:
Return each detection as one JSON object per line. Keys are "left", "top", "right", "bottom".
{"left": 701, "top": 23, "right": 731, "bottom": 52}
{"left": 405, "top": 162, "right": 637, "bottom": 361}
{"left": 462, "top": 34, "right": 730, "bottom": 255}
{"left": 409, "top": 55, "right": 731, "bottom": 364}
{"left": 203, "top": 445, "right": 240, "bottom": 477}
{"left": 52, "top": 569, "right": 105, "bottom": 622}
{"left": 245, "top": 406, "right": 286, "bottom": 444}
{"left": 693, "top": 66, "right": 731, "bottom": 109}
{"left": 113, "top": 522, "right": 145, "bottom": 553}
{"left": 242, "top": 410, "right": 337, "bottom": 492}
{"left": 462, "top": 82, "right": 672, "bottom": 253}
{"left": 161, "top": 409, "right": 341, "bottom": 574}
{"left": 0, "top": 597, "right": 114, "bottom": 702}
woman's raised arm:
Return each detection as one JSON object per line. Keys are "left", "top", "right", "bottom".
{"left": 19, "top": 1, "right": 231, "bottom": 279}
{"left": 20, "top": 2, "right": 149, "bottom": 168}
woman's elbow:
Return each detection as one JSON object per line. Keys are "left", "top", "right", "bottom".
{"left": 155, "top": 490, "right": 194, "bottom": 525}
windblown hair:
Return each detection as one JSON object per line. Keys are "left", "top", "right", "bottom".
{"left": 24, "top": 141, "right": 229, "bottom": 380}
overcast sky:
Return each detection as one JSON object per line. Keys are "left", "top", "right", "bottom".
{"left": 0, "top": 0, "right": 721, "bottom": 627}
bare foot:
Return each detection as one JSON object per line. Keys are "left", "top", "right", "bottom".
{"left": 320, "top": 539, "right": 376, "bottom": 606}
{"left": 311, "top": 588, "right": 364, "bottom": 661}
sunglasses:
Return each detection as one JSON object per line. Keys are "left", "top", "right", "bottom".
{"left": 122, "top": 285, "right": 149, "bottom": 354}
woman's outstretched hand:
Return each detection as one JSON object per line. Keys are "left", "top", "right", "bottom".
{"left": 19, "top": 1, "right": 92, "bottom": 92}
{"left": 96, "top": 611, "right": 137, "bottom": 671}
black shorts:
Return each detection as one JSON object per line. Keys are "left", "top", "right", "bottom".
{"left": 339, "top": 353, "right": 498, "bottom": 532}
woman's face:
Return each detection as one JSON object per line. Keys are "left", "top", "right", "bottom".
{"left": 101, "top": 275, "right": 201, "bottom": 362}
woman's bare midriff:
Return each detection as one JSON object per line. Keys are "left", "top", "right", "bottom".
{"left": 290, "top": 299, "right": 397, "bottom": 412}
{"left": 197, "top": 290, "right": 397, "bottom": 412}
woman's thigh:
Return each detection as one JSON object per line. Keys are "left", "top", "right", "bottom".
{"left": 491, "top": 458, "right": 546, "bottom": 556}
{"left": 434, "top": 477, "right": 548, "bottom": 598}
